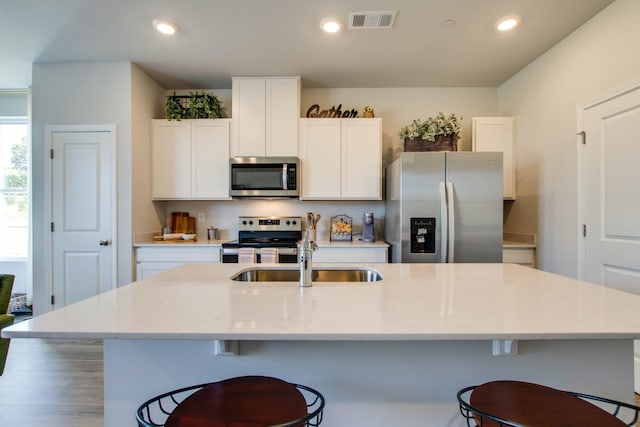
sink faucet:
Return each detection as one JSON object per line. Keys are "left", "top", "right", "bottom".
{"left": 299, "top": 228, "right": 318, "bottom": 287}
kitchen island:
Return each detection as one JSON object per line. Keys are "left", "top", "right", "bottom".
{"left": 5, "top": 263, "right": 640, "bottom": 426}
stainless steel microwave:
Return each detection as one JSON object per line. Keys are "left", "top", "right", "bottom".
{"left": 230, "top": 157, "right": 299, "bottom": 197}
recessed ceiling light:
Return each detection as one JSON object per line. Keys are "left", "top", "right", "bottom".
{"left": 321, "top": 18, "right": 343, "bottom": 33}
{"left": 496, "top": 15, "right": 521, "bottom": 32}
{"left": 153, "top": 19, "right": 178, "bottom": 35}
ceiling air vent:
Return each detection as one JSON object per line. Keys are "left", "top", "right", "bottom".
{"left": 348, "top": 11, "right": 397, "bottom": 29}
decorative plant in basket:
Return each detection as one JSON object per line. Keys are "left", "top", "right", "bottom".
{"left": 165, "top": 91, "right": 226, "bottom": 121}
{"left": 398, "top": 112, "right": 462, "bottom": 152}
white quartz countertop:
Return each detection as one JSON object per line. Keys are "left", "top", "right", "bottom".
{"left": 134, "top": 239, "right": 388, "bottom": 248}
{"left": 134, "top": 239, "right": 225, "bottom": 247}
{"left": 5, "top": 263, "right": 640, "bottom": 341}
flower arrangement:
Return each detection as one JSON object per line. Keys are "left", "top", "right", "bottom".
{"left": 398, "top": 112, "right": 462, "bottom": 142}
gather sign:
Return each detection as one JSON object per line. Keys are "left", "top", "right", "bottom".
{"left": 306, "top": 104, "right": 358, "bottom": 118}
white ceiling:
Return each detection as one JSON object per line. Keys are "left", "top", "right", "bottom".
{"left": 0, "top": 0, "right": 614, "bottom": 89}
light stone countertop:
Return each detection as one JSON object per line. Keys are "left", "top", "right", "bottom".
{"left": 133, "top": 239, "right": 225, "bottom": 247}
{"left": 5, "top": 263, "right": 640, "bottom": 341}
{"left": 132, "top": 233, "right": 388, "bottom": 248}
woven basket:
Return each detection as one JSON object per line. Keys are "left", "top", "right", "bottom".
{"left": 404, "top": 135, "right": 458, "bottom": 152}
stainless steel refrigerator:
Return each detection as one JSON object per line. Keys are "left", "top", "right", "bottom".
{"left": 385, "top": 152, "right": 503, "bottom": 263}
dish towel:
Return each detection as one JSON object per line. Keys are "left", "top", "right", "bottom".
{"left": 260, "top": 247, "right": 279, "bottom": 264}
{"left": 238, "top": 248, "right": 256, "bottom": 263}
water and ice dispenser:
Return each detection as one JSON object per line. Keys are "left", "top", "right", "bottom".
{"left": 410, "top": 217, "right": 435, "bottom": 253}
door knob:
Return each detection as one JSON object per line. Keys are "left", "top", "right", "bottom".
{"left": 99, "top": 240, "right": 110, "bottom": 246}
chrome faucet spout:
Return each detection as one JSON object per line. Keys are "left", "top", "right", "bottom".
{"left": 299, "top": 228, "right": 318, "bottom": 287}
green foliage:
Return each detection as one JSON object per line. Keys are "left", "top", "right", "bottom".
{"left": 7, "top": 141, "right": 27, "bottom": 189}
{"left": 398, "top": 112, "right": 462, "bottom": 142}
{"left": 4, "top": 138, "right": 28, "bottom": 213}
{"left": 165, "top": 91, "right": 226, "bottom": 121}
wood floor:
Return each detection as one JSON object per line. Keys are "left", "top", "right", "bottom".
{"left": 0, "top": 338, "right": 103, "bottom": 427}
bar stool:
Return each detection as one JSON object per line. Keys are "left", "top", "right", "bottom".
{"left": 457, "top": 380, "right": 640, "bottom": 426}
{"left": 136, "top": 375, "right": 324, "bottom": 427}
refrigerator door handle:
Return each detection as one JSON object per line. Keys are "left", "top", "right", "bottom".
{"left": 446, "top": 181, "right": 455, "bottom": 263}
{"left": 439, "top": 181, "right": 448, "bottom": 263}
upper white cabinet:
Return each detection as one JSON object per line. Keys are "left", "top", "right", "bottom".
{"left": 299, "top": 118, "right": 382, "bottom": 200}
{"left": 152, "top": 119, "right": 231, "bottom": 200}
{"left": 231, "top": 77, "right": 300, "bottom": 157}
{"left": 472, "top": 117, "right": 516, "bottom": 200}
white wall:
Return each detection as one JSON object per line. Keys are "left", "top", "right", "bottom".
{"left": 32, "top": 61, "right": 132, "bottom": 314}
{"left": 0, "top": 91, "right": 28, "bottom": 116}
{"left": 498, "top": 0, "right": 640, "bottom": 277}
{"left": 158, "top": 199, "right": 386, "bottom": 243}
{"left": 302, "top": 87, "right": 498, "bottom": 167}
{"left": 131, "top": 64, "right": 165, "bottom": 255}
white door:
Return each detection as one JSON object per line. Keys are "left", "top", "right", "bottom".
{"left": 580, "top": 83, "right": 640, "bottom": 391}
{"left": 50, "top": 127, "right": 115, "bottom": 309}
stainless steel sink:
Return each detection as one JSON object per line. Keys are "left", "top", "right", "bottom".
{"left": 231, "top": 267, "right": 383, "bottom": 283}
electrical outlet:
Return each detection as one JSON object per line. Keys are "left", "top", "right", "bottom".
{"left": 197, "top": 213, "right": 205, "bottom": 223}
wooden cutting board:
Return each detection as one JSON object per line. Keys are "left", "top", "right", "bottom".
{"left": 170, "top": 212, "right": 195, "bottom": 233}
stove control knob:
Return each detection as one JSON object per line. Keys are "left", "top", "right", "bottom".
{"left": 292, "top": 220, "right": 297, "bottom": 225}
{"left": 249, "top": 220, "right": 254, "bottom": 225}
{"left": 286, "top": 220, "right": 291, "bottom": 225}
{"left": 242, "top": 220, "right": 247, "bottom": 225}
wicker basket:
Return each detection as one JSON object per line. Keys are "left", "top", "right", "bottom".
{"left": 404, "top": 135, "right": 458, "bottom": 152}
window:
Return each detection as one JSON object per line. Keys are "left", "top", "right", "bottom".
{"left": 0, "top": 118, "right": 29, "bottom": 258}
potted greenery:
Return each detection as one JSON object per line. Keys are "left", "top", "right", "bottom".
{"left": 165, "top": 91, "right": 226, "bottom": 121}
{"left": 398, "top": 112, "right": 462, "bottom": 151}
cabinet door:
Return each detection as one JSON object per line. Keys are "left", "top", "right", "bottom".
{"left": 341, "top": 119, "right": 382, "bottom": 199}
{"left": 152, "top": 120, "right": 191, "bottom": 199}
{"left": 299, "top": 119, "right": 341, "bottom": 199}
{"left": 266, "top": 77, "right": 300, "bottom": 156}
{"left": 503, "top": 248, "right": 535, "bottom": 267}
{"left": 313, "top": 247, "right": 388, "bottom": 263}
{"left": 192, "top": 119, "right": 230, "bottom": 199}
{"left": 472, "top": 117, "right": 516, "bottom": 199}
{"left": 231, "top": 78, "right": 266, "bottom": 156}
{"left": 136, "top": 262, "right": 181, "bottom": 280}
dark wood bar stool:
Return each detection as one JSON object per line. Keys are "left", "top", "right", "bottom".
{"left": 457, "top": 380, "right": 640, "bottom": 426}
{"left": 136, "top": 375, "right": 324, "bottom": 427}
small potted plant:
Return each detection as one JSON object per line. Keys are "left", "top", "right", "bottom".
{"left": 165, "top": 91, "right": 226, "bottom": 121}
{"left": 398, "top": 112, "right": 462, "bottom": 151}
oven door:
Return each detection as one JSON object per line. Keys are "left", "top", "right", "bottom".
{"left": 222, "top": 247, "right": 298, "bottom": 264}
{"left": 230, "top": 157, "right": 298, "bottom": 197}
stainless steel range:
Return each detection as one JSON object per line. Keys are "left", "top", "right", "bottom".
{"left": 221, "top": 216, "right": 302, "bottom": 263}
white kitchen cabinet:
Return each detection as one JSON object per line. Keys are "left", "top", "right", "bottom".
{"left": 472, "top": 117, "right": 516, "bottom": 200}
{"left": 135, "top": 245, "right": 221, "bottom": 280}
{"left": 503, "top": 247, "right": 535, "bottom": 268}
{"left": 231, "top": 77, "right": 300, "bottom": 157}
{"left": 313, "top": 245, "right": 388, "bottom": 263}
{"left": 502, "top": 233, "right": 536, "bottom": 267}
{"left": 152, "top": 119, "right": 230, "bottom": 200}
{"left": 300, "top": 118, "right": 382, "bottom": 200}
